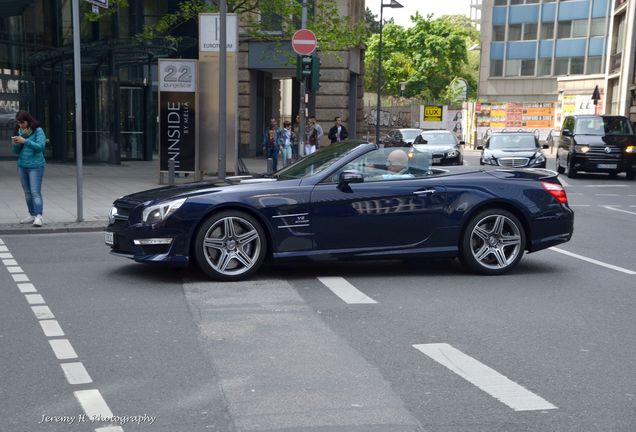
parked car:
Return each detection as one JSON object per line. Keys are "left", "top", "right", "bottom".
{"left": 381, "top": 128, "right": 423, "bottom": 147}
{"left": 555, "top": 115, "right": 636, "bottom": 179}
{"left": 0, "top": 108, "right": 16, "bottom": 130}
{"left": 105, "top": 140, "right": 573, "bottom": 281}
{"left": 412, "top": 130, "right": 464, "bottom": 165}
{"left": 478, "top": 132, "right": 549, "bottom": 168}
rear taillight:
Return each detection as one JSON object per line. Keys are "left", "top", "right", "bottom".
{"left": 542, "top": 181, "right": 568, "bottom": 204}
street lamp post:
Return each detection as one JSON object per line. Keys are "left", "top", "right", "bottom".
{"left": 375, "top": 0, "right": 403, "bottom": 145}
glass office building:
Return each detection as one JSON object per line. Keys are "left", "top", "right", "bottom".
{"left": 0, "top": 1, "right": 194, "bottom": 163}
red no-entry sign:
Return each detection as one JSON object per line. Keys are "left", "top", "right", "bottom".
{"left": 291, "top": 29, "right": 317, "bottom": 56}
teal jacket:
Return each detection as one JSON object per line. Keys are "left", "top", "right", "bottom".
{"left": 12, "top": 127, "right": 46, "bottom": 168}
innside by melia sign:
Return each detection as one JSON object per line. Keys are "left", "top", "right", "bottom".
{"left": 158, "top": 59, "right": 197, "bottom": 173}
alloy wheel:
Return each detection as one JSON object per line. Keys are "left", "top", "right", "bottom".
{"left": 469, "top": 214, "right": 522, "bottom": 271}
{"left": 202, "top": 215, "right": 262, "bottom": 277}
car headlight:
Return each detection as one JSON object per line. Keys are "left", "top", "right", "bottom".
{"left": 575, "top": 145, "right": 590, "bottom": 153}
{"left": 108, "top": 206, "right": 118, "bottom": 224}
{"left": 482, "top": 155, "right": 496, "bottom": 165}
{"left": 142, "top": 198, "right": 186, "bottom": 225}
{"left": 446, "top": 150, "right": 458, "bottom": 158}
{"left": 626, "top": 145, "right": 635, "bottom": 153}
{"left": 530, "top": 153, "right": 546, "bottom": 165}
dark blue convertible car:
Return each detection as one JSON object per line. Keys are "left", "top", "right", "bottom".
{"left": 105, "top": 141, "right": 573, "bottom": 281}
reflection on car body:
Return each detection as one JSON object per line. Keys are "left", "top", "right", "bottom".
{"left": 105, "top": 140, "right": 574, "bottom": 281}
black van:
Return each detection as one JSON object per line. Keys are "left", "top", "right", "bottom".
{"left": 556, "top": 115, "right": 636, "bottom": 179}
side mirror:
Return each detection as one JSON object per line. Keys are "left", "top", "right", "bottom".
{"left": 476, "top": 145, "right": 484, "bottom": 150}
{"left": 562, "top": 129, "right": 572, "bottom": 137}
{"left": 542, "top": 144, "right": 549, "bottom": 149}
{"left": 338, "top": 170, "right": 364, "bottom": 190}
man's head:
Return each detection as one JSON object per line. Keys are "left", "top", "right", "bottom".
{"left": 334, "top": 116, "right": 341, "bottom": 125}
{"left": 386, "top": 149, "right": 409, "bottom": 172}
{"left": 270, "top": 118, "right": 278, "bottom": 127}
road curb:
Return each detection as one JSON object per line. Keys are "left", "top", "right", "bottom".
{"left": 0, "top": 221, "right": 106, "bottom": 235}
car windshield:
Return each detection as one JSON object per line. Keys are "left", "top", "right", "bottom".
{"left": 488, "top": 135, "right": 537, "bottom": 150}
{"left": 275, "top": 141, "right": 365, "bottom": 180}
{"left": 574, "top": 116, "right": 634, "bottom": 136}
{"left": 401, "top": 129, "right": 422, "bottom": 141}
{"left": 419, "top": 132, "right": 456, "bottom": 144}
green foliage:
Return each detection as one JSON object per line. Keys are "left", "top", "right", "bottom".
{"left": 85, "top": 0, "right": 367, "bottom": 52}
{"left": 364, "top": 13, "right": 480, "bottom": 101}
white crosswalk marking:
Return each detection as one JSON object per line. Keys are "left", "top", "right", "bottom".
{"left": 414, "top": 343, "right": 557, "bottom": 411}
{"left": 550, "top": 247, "right": 636, "bottom": 275}
{"left": 317, "top": 276, "right": 378, "bottom": 304}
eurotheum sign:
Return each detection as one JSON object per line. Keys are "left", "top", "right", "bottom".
{"left": 158, "top": 59, "right": 197, "bottom": 173}
{"left": 199, "top": 14, "right": 238, "bottom": 52}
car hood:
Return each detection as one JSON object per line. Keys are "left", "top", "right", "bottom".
{"left": 118, "top": 175, "right": 279, "bottom": 204}
{"left": 573, "top": 135, "right": 636, "bottom": 147}
{"left": 413, "top": 144, "right": 456, "bottom": 152}
{"left": 484, "top": 149, "right": 541, "bottom": 158}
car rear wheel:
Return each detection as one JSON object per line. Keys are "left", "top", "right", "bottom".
{"left": 194, "top": 210, "right": 267, "bottom": 281}
{"left": 460, "top": 209, "right": 525, "bottom": 275}
{"left": 555, "top": 155, "right": 565, "bottom": 174}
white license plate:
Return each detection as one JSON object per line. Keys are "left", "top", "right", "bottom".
{"left": 105, "top": 231, "right": 114, "bottom": 245}
{"left": 433, "top": 158, "right": 441, "bottom": 163}
{"left": 598, "top": 163, "right": 617, "bottom": 169}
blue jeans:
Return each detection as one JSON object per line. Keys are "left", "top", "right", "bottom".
{"left": 18, "top": 166, "right": 45, "bottom": 216}
{"left": 265, "top": 146, "right": 279, "bottom": 172}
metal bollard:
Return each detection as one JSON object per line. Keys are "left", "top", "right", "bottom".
{"left": 267, "top": 157, "right": 273, "bottom": 174}
{"left": 168, "top": 158, "right": 175, "bottom": 186}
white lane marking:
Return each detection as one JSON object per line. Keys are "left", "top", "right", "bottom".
{"left": 0, "top": 238, "right": 4, "bottom": 244}
{"left": 558, "top": 177, "right": 570, "bottom": 187}
{"left": 413, "top": 343, "right": 557, "bottom": 412}
{"left": 17, "top": 283, "right": 36, "bottom": 293}
{"left": 567, "top": 192, "right": 583, "bottom": 195}
{"left": 602, "top": 205, "right": 636, "bottom": 216}
{"left": 49, "top": 339, "right": 78, "bottom": 360}
{"left": 40, "top": 320, "right": 65, "bottom": 337}
{"left": 569, "top": 205, "right": 591, "bottom": 207}
{"left": 61, "top": 362, "right": 93, "bottom": 385}
{"left": 32, "top": 305, "right": 55, "bottom": 320}
{"left": 12, "top": 274, "right": 29, "bottom": 282}
{"left": 95, "top": 427, "right": 125, "bottom": 432}
{"left": 6, "top": 266, "right": 24, "bottom": 273}
{"left": 550, "top": 247, "right": 636, "bottom": 275}
{"left": 0, "top": 245, "right": 8, "bottom": 252}
{"left": 595, "top": 193, "right": 620, "bottom": 196}
{"left": 74, "top": 389, "right": 114, "bottom": 419}
{"left": 585, "top": 184, "right": 628, "bottom": 188}
{"left": 2, "top": 259, "right": 18, "bottom": 266}
{"left": 317, "top": 276, "right": 378, "bottom": 304}
{"left": 96, "top": 427, "right": 125, "bottom": 432}
{"left": 0, "top": 252, "right": 13, "bottom": 259}
{"left": 25, "top": 294, "right": 46, "bottom": 305}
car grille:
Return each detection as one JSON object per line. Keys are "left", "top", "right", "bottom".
{"left": 111, "top": 199, "right": 140, "bottom": 225}
{"left": 432, "top": 153, "right": 445, "bottom": 159}
{"left": 498, "top": 157, "right": 529, "bottom": 167}
{"left": 586, "top": 146, "right": 621, "bottom": 158}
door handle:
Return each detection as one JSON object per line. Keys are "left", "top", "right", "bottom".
{"left": 414, "top": 189, "right": 436, "bottom": 195}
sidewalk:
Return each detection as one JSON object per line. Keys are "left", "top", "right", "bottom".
{"left": 0, "top": 157, "right": 268, "bottom": 234}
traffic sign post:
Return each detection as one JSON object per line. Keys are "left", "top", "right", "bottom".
{"left": 291, "top": 29, "right": 317, "bottom": 56}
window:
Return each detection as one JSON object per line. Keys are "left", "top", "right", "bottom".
{"left": 510, "top": 0, "right": 523, "bottom": 4}
{"left": 490, "top": 59, "right": 504, "bottom": 76}
{"left": 555, "top": 58, "right": 569, "bottom": 75}
{"left": 506, "top": 59, "right": 521, "bottom": 76}
{"left": 494, "top": 0, "right": 507, "bottom": 5}
{"left": 541, "top": 22, "right": 555, "bottom": 39}
{"left": 508, "top": 24, "right": 522, "bottom": 41}
{"left": 523, "top": 23, "right": 538, "bottom": 40}
{"left": 571, "top": 20, "right": 588, "bottom": 38}
{"left": 590, "top": 18, "right": 605, "bottom": 37}
{"left": 493, "top": 25, "right": 506, "bottom": 41}
{"left": 570, "top": 57, "right": 585, "bottom": 74}
{"left": 557, "top": 21, "right": 572, "bottom": 38}
{"left": 538, "top": 58, "right": 552, "bottom": 75}
{"left": 587, "top": 56, "right": 602, "bottom": 74}
{"left": 521, "top": 59, "right": 536, "bottom": 76}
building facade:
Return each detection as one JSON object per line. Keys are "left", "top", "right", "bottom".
{"left": 0, "top": 0, "right": 365, "bottom": 165}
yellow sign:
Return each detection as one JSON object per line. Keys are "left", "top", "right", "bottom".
{"left": 423, "top": 105, "right": 443, "bottom": 122}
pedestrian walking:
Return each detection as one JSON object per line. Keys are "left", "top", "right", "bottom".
{"left": 11, "top": 110, "right": 46, "bottom": 227}
{"left": 281, "top": 120, "right": 294, "bottom": 168}
{"left": 262, "top": 117, "right": 284, "bottom": 172}
{"left": 328, "top": 116, "right": 348, "bottom": 143}
{"left": 305, "top": 118, "right": 318, "bottom": 155}
{"left": 309, "top": 116, "right": 323, "bottom": 149}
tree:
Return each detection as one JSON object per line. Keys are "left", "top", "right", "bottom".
{"left": 364, "top": 6, "right": 393, "bottom": 34}
{"left": 364, "top": 13, "right": 479, "bottom": 101}
{"left": 87, "top": 0, "right": 367, "bottom": 52}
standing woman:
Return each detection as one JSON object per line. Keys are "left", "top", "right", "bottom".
{"left": 11, "top": 111, "right": 46, "bottom": 227}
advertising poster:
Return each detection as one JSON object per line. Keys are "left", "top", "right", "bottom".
{"left": 475, "top": 100, "right": 556, "bottom": 142}
{"left": 158, "top": 59, "right": 197, "bottom": 173}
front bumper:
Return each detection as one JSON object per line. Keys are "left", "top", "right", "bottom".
{"left": 105, "top": 223, "right": 190, "bottom": 266}
{"left": 571, "top": 154, "right": 636, "bottom": 173}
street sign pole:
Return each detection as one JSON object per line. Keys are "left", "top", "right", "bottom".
{"left": 298, "top": 1, "right": 308, "bottom": 158}
{"left": 219, "top": 0, "right": 227, "bottom": 179}
{"left": 72, "top": 0, "right": 83, "bottom": 222}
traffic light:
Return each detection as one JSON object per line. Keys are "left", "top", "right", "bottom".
{"left": 296, "top": 54, "right": 320, "bottom": 93}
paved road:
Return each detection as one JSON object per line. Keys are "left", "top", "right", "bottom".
{"left": 2, "top": 159, "right": 636, "bottom": 432}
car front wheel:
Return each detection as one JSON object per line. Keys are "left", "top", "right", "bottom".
{"left": 460, "top": 209, "right": 526, "bottom": 275}
{"left": 194, "top": 210, "right": 267, "bottom": 281}
{"left": 556, "top": 154, "right": 565, "bottom": 174}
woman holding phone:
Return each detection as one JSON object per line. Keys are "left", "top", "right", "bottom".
{"left": 11, "top": 110, "right": 46, "bottom": 227}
